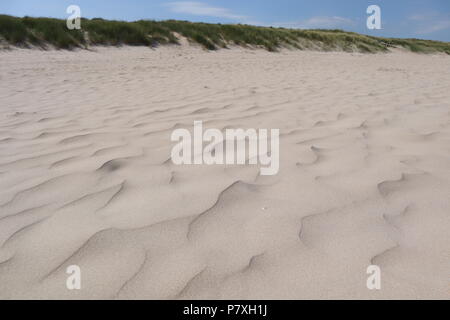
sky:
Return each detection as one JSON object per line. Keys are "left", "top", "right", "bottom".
{"left": 1, "top": 0, "right": 450, "bottom": 41}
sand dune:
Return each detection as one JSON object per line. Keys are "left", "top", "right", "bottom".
{"left": 0, "top": 46, "right": 449, "bottom": 299}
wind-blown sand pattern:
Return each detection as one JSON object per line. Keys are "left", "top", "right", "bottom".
{"left": 0, "top": 46, "right": 449, "bottom": 299}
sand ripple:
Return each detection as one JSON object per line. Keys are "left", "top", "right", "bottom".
{"left": 0, "top": 47, "right": 449, "bottom": 299}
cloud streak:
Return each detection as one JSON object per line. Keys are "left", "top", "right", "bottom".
{"left": 165, "top": 1, "right": 247, "bottom": 21}
{"left": 272, "top": 16, "right": 356, "bottom": 29}
{"left": 409, "top": 13, "right": 450, "bottom": 34}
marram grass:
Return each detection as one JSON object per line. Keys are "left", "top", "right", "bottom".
{"left": 1, "top": 15, "right": 449, "bottom": 54}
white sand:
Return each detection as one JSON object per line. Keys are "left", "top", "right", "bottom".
{"left": 0, "top": 46, "right": 449, "bottom": 299}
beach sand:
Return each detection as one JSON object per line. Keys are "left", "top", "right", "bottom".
{"left": 0, "top": 46, "right": 449, "bottom": 299}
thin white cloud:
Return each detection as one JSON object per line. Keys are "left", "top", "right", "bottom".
{"left": 165, "top": 1, "right": 247, "bottom": 21}
{"left": 409, "top": 13, "right": 450, "bottom": 34}
{"left": 273, "top": 16, "right": 356, "bottom": 30}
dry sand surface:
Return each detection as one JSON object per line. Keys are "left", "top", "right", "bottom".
{"left": 0, "top": 46, "right": 449, "bottom": 299}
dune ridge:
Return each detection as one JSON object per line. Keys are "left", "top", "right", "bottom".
{"left": 1, "top": 15, "right": 450, "bottom": 53}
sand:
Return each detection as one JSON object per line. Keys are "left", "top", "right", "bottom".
{"left": 0, "top": 45, "right": 449, "bottom": 299}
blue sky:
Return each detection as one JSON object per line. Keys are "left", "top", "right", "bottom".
{"left": 1, "top": 0, "right": 450, "bottom": 41}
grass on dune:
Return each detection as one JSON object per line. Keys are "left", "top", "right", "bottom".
{"left": 0, "top": 15, "right": 85, "bottom": 48}
{"left": 1, "top": 15, "right": 449, "bottom": 54}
